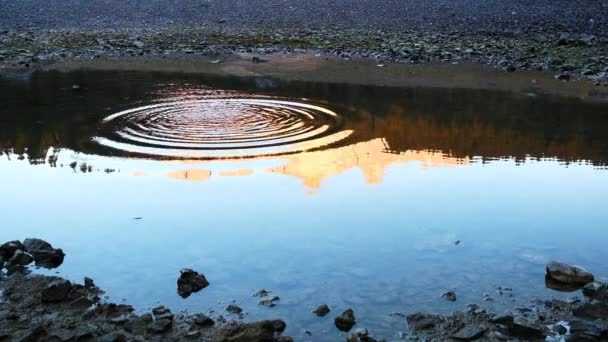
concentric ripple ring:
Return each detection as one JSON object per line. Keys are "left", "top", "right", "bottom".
{"left": 93, "top": 97, "right": 352, "bottom": 159}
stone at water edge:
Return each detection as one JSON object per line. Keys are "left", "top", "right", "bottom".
{"left": 546, "top": 261, "right": 594, "bottom": 285}
{"left": 177, "top": 268, "right": 209, "bottom": 298}
{"left": 226, "top": 304, "right": 243, "bottom": 315}
{"left": 406, "top": 313, "right": 437, "bottom": 331}
{"left": 335, "top": 309, "right": 356, "bottom": 332}
{"left": 23, "top": 238, "right": 65, "bottom": 269}
{"left": 0, "top": 240, "right": 25, "bottom": 260}
{"left": 583, "top": 282, "right": 608, "bottom": 300}
{"left": 7, "top": 249, "right": 33, "bottom": 267}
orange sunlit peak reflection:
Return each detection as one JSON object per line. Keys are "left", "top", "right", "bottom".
{"left": 266, "top": 138, "right": 469, "bottom": 189}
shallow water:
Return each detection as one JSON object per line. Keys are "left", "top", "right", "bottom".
{"left": 1, "top": 70, "right": 608, "bottom": 340}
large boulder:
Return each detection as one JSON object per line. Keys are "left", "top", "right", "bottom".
{"left": 23, "top": 238, "right": 65, "bottom": 269}
{"left": 546, "top": 261, "right": 594, "bottom": 285}
{"left": 177, "top": 269, "right": 209, "bottom": 298}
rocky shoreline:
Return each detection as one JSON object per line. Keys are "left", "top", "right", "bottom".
{"left": 2, "top": 238, "right": 608, "bottom": 341}
{"left": 0, "top": 27, "right": 607, "bottom": 86}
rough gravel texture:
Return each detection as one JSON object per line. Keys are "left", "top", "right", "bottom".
{"left": 1, "top": 0, "right": 608, "bottom": 35}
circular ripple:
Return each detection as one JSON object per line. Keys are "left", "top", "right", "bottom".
{"left": 93, "top": 97, "right": 351, "bottom": 159}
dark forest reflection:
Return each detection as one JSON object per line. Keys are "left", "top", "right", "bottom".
{"left": 1, "top": 70, "right": 608, "bottom": 187}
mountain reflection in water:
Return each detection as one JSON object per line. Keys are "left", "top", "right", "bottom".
{"left": 1, "top": 69, "right": 607, "bottom": 190}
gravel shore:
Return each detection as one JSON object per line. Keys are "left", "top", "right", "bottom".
{"left": 1, "top": 0, "right": 607, "bottom": 84}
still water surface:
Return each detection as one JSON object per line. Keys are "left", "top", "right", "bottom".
{"left": 1, "top": 70, "right": 608, "bottom": 340}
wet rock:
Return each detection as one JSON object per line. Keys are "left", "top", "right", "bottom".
{"left": 148, "top": 318, "right": 172, "bottom": 333}
{"left": 23, "top": 238, "right": 65, "bottom": 268}
{"left": 313, "top": 304, "right": 331, "bottom": 317}
{"left": 125, "top": 313, "right": 153, "bottom": 334}
{"left": 552, "top": 323, "right": 568, "bottom": 335}
{"left": 192, "top": 313, "right": 214, "bottom": 327}
{"left": 451, "top": 323, "right": 487, "bottom": 341}
{"left": 0, "top": 240, "right": 24, "bottom": 260}
{"left": 582, "top": 282, "right": 608, "bottom": 300}
{"left": 69, "top": 296, "right": 95, "bottom": 309}
{"left": 507, "top": 321, "right": 544, "bottom": 339}
{"left": 489, "top": 314, "right": 514, "bottom": 325}
{"left": 272, "top": 319, "right": 286, "bottom": 333}
{"left": 7, "top": 249, "right": 33, "bottom": 268}
{"left": 441, "top": 291, "right": 457, "bottom": 301}
{"left": 546, "top": 261, "right": 594, "bottom": 285}
{"left": 335, "top": 309, "right": 357, "bottom": 332}
{"left": 177, "top": 269, "right": 209, "bottom": 298}
{"left": 554, "top": 73, "right": 571, "bottom": 81}
{"left": 226, "top": 305, "right": 243, "bottom": 315}
{"left": 212, "top": 320, "right": 288, "bottom": 341}
{"left": 99, "top": 330, "right": 129, "bottom": 342}
{"left": 573, "top": 300, "right": 608, "bottom": 319}
{"left": 545, "top": 274, "right": 586, "bottom": 292}
{"left": 41, "top": 279, "right": 73, "bottom": 302}
{"left": 251, "top": 56, "right": 265, "bottom": 63}
{"left": 12, "top": 326, "right": 47, "bottom": 341}
{"left": 152, "top": 306, "right": 170, "bottom": 316}
{"left": 258, "top": 296, "right": 280, "bottom": 307}
{"left": 254, "top": 289, "right": 270, "bottom": 297}
{"left": 406, "top": 313, "right": 437, "bottom": 331}
{"left": 569, "top": 319, "right": 608, "bottom": 339}
{"left": 347, "top": 328, "right": 379, "bottom": 342}
{"left": 84, "top": 277, "right": 95, "bottom": 288}
{"left": 132, "top": 40, "right": 145, "bottom": 49}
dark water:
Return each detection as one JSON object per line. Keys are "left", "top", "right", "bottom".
{"left": 1, "top": 70, "right": 608, "bottom": 340}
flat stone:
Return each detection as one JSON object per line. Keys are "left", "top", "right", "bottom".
{"left": 451, "top": 324, "right": 487, "bottom": 341}
{"left": 148, "top": 318, "right": 172, "bottom": 333}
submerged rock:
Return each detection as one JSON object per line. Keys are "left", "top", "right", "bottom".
{"left": 254, "top": 289, "right": 271, "bottom": 297}
{"left": 335, "top": 309, "right": 356, "bottom": 332}
{"left": 313, "top": 304, "right": 331, "bottom": 317}
{"left": 441, "top": 291, "right": 457, "bottom": 301}
{"left": 546, "top": 261, "right": 594, "bottom": 285}
{"left": 177, "top": 268, "right": 209, "bottom": 298}
{"left": 226, "top": 304, "right": 243, "bottom": 315}
{"left": 259, "top": 296, "right": 280, "bottom": 307}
